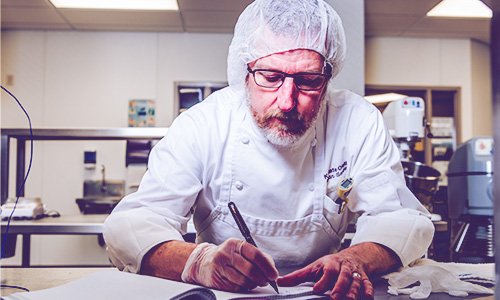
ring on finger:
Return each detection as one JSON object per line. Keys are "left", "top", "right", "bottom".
{"left": 236, "top": 240, "right": 244, "bottom": 255}
{"left": 232, "top": 240, "right": 244, "bottom": 266}
{"left": 352, "top": 272, "right": 362, "bottom": 279}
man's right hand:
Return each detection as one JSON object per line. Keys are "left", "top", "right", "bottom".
{"left": 181, "top": 238, "right": 279, "bottom": 292}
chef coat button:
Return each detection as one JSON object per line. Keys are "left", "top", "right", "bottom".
{"left": 310, "top": 138, "right": 317, "bottom": 147}
{"left": 308, "top": 183, "right": 315, "bottom": 191}
{"left": 235, "top": 181, "right": 244, "bottom": 190}
{"left": 241, "top": 137, "right": 250, "bottom": 144}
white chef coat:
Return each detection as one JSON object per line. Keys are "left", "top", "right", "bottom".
{"left": 103, "top": 87, "right": 435, "bottom": 274}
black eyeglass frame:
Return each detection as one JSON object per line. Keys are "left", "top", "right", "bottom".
{"left": 246, "top": 65, "right": 332, "bottom": 91}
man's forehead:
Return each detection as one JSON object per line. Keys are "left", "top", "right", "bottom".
{"left": 252, "top": 49, "right": 324, "bottom": 64}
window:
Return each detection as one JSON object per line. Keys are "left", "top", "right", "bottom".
{"left": 175, "top": 82, "right": 227, "bottom": 115}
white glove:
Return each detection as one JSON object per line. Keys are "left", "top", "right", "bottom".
{"left": 181, "top": 238, "right": 278, "bottom": 292}
{"left": 383, "top": 259, "right": 494, "bottom": 299}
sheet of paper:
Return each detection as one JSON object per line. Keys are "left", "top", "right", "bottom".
{"left": 3, "top": 269, "right": 325, "bottom": 300}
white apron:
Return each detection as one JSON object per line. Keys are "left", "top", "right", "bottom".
{"left": 195, "top": 107, "right": 354, "bottom": 269}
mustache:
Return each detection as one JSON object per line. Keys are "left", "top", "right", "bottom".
{"left": 265, "top": 109, "right": 303, "bottom": 122}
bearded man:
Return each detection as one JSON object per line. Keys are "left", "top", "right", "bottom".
{"left": 103, "top": 1, "right": 434, "bottom": 299}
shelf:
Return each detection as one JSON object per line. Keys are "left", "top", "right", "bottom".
{"left": 1, "top": 128, "right": 168, "bottom": 204}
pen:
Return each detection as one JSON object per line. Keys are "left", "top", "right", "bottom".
{"left": 228, "top": 201, "right": 280, "bottom": 294}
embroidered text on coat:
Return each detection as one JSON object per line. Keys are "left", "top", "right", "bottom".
{"left": 324, "top": 161, "right": 347, "bottom": 181}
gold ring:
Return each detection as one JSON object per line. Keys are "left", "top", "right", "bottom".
{"left": 352, "top": 272, "right": 362, "bottom": 279}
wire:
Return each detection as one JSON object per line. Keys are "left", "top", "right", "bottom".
{"left": 0, "top": 85, "right": 34, "bottom": 261}
{"left": 0, "top": 284, "right": 30, "bottom": 292}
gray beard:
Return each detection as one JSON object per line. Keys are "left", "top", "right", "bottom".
{"left": 245, "top": 89, "right": 324, "bottom": 147}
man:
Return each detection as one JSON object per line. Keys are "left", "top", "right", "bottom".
{"left": 103, "top": 0, "right": 435, "bottom": 299}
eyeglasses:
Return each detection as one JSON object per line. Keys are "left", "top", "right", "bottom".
{"left": 247, "top": 65, "right": 331, "bottom": 91}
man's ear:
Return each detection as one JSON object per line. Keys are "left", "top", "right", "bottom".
{"left": 324, "top": 62, "right": 333, "bottom": 77}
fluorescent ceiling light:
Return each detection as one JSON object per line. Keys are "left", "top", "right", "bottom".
{"left": 365, "top": 93, "right": 409, "bottom": 104}
{"left": 49, "top": 0, "right": 179, "bottom": 10}
{"left": 427, "top": 0, "right": 492, "bottom": 18}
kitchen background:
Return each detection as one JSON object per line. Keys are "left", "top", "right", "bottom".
{"left": 0, "top": 0, "right": 492, "bottom": 265}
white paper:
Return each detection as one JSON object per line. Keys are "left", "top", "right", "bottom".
{"left": 3, "top": 269, "right": 324, "bottom": 300}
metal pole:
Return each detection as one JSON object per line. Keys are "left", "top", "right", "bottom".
{"left": 15, "top": 138, "right": 26, "bottom": 198}
{"left": 491, "top": 0, "right": 500, "bottom": 298}
{"left": 1, "top": 133, "right": 10, "bottom": 204}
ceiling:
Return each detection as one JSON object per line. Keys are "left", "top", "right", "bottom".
{"left": 1, "top": 0, "right": 493, "bottom": 44}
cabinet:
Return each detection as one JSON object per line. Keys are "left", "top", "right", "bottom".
{"left": 366, "top": 85, "right": 458, "bottom": 261}
{"left": 174, "top": 81, "right": 227, "bottom": 115}
{"left": 365, "top": 85, "right": 459, "bottom": 169}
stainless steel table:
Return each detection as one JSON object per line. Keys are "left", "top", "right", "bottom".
{"left": 1, "top": 127, "right": 168, "bottom": 204}
{"left": 1, "top": 214, "right": 108, "bottom": 267}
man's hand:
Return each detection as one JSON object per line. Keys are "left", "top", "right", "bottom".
{"left": 278, "top": 251, "right": 372, "bottom": 299}
{"left": 277, "top": 242, "right": 400, "bottom": 300}
{"left": 181, "top": 238, "right": 279, "bottom": 292}
{"left": 141, "top": 238, "right": 278, "bottom": 292}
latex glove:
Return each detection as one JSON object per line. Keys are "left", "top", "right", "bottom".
{"left": 181, "top": 238, "right": 278, "bottom": 292}
{"left": 383, "top": 264, "right": 494, "bottom": 299}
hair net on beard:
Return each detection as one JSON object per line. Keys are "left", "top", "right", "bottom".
{"left": 227, "top": 0, "right": 346, "bottom": 89}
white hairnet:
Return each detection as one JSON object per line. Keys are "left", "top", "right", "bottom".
{"left": 227, "top": 0, "right": 346, "bottom": 89}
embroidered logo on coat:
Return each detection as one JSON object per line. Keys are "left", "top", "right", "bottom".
{"left": 324, "top": 161, "right": 348, "bottom": 181}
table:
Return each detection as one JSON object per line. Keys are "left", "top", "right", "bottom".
{"left": 1, "top": 267, "right": 112, "bottom": 296}
{"left": 1, "top": 214, "right": 107, "bottom": 267}
{"left": 0, "top": 267, "right": 494, "bottom": 299}
{"left": 1, "top": 128, "right": 168, "bottom": 204}
{"left": 1, "top": 213, "right": 447, "bottom": 268}
{"left": 1, "top": 214, "right": 197, "bottom": 267}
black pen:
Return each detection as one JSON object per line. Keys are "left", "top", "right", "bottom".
{"left": 228, "top": 201, "right": 280, "bottom": 294}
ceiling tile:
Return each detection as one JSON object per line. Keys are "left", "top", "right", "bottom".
{"left": 2, "top": 7, "right": 70, "bottom": 27}
{"left": 2, "top": 0, "right": 53, "bottom": 8}
{"left": 365, "top": 0, "right": 442, "bottom": 15}
{"left": 365, "top": 15, "right": 420, "bottom": 36}
{"left": 59, "top": 10, "right": 183, "bottom": 27}
{"left": 481, "top": 0, "right": 493, "bottom": 9}
{"left": 73, "top": 24, "right": 184, "bottom": 32}
{"left": 178, "top": 0, "right": 252, "bottom": 12}
{"left": 184, "top": 26, "right": 234, "bottom": 34}
{"left": 404, "top": 31, "right": 490, "bottom": 44}
{"left": 0, "top": 0, "right": 492, "bottom": 44}
{"left": 1, "top": 22, "right": 72, "bottom": 30}
{"left": 408, "top": 17, "right": 491, "bottom": 43}
{"left": 182, "top": 11, "right": 239, "bottom": 28}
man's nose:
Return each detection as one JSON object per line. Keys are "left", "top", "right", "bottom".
{"left": 277, "top": 77, "right": 297, "bottom": 112}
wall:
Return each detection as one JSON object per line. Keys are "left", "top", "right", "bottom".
{"left": 0, "top": 1, "right": 364, "bottom": 266}
{"left": 0, "top": 31, "right": 234, "bottom": 266}
{"left": 365, "top": 36, "right": 492, "bottom": 142}
{"left": 327, "top": 0, "right": 365, "bottom": 95}
{"left": 471, "top": 41, "right": 493, "bottom": 137}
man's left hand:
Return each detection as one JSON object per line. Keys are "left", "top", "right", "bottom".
{"left": 277, "top": 251, "right": 372, "bottom": 299}
{"left": 277, "top": 242, "right": 400, "bottom": 300}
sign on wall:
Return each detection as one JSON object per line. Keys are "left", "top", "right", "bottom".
{"left": 128, "top": 99, "right": 155, "bottom": 127}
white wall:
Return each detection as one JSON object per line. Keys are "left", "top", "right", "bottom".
{"left": 1, "top": 31, "right": 233, "bottom": 129}
{"left": 0, "top": 31, "right": 234, "bottom": 266}
{"left": 0, "top": 1, "right": 364, "bottom": 266}
{"left": 471, "top": 41, "right": 493, "bottom": 137}
{"left": 327, "top": 0, "right": 365, "bottom": 95}
{"left": 365, "top": 36, "right": 492, "bottom": 142}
